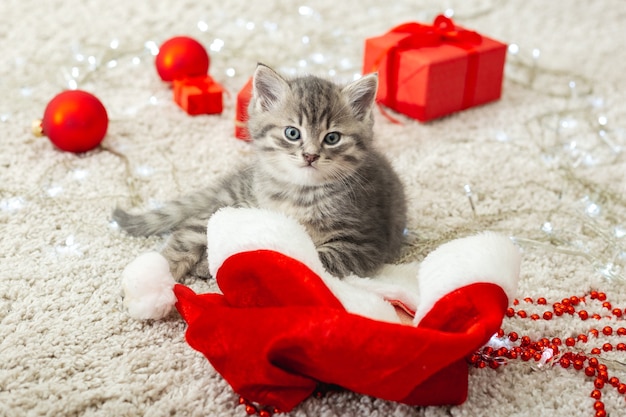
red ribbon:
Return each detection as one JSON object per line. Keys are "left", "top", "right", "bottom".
{"left": 380, "top": 15, "right": 483, "bottom": 118}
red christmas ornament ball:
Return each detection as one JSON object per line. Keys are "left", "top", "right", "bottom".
{"left": 155, "top": 36, "right": 210, "bottom": 82}
{"left": 41, "top": 90, "right": 108, "bottom": 153}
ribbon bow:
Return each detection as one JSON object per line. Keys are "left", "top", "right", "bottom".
{"left": 389, "top": 15, "right": 483, "bottom": 49}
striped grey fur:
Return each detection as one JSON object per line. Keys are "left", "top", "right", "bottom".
{"left": 113, "top": 64, "right": 406, "bottom": 279}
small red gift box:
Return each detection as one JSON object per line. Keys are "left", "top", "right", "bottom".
{"left": 234, "top": 77, "right": 253, "bottom": 141}
{"left": 173, "top": 75, "right": 223, "bottom": 116}
{"left": 363, "top": 15, "right": 507, "bottom": 122}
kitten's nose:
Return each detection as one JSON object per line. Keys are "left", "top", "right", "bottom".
{"left": 303, "top": 153, "right": 320, "bottom": 165}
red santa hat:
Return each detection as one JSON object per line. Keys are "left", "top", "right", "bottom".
{"left": 122, "top": 207, "right": 520, "bottom": 412}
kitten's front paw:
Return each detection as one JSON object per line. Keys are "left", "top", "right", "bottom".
{"left": 318, "top": 244, "right": 382, "bottom": 278}
{"left": 318, "top": 250, "right": 353, "bottom": 278}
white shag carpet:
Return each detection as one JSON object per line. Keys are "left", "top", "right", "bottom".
{"left": 2, "top": 1, "right": 626, "bottom": 416}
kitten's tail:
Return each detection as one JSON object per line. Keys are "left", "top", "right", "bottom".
{"left": 112, "top": 207, "right": 180, "bottom": 237}
{"left": 112, "top": 198, "right": 208, "bottom": 237}
{"left": 113, "top": 168, "right": 253, "bottom": 237}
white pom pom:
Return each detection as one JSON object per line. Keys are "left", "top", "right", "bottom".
{"left": 121, "top": 252, "right": 176, "bottom": 320}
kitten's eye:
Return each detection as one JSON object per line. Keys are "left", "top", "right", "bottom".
{"left": 284, "top": 126, "right": 301, "bottom": 141}
{"left": 323, "top": 132, "right": 341, "bottom": 145}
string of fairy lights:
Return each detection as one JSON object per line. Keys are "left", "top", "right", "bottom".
{"left": 1, "top": 3, "right": 624, "bottom": 282}
{"left": 506, "top": 45, "right": 625, "bottom": 284}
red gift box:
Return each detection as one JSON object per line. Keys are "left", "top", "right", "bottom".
{"left": 363, "top": 15, "right": 507, "bottom": 122}
{"left": 173, "top": 75, "right": 223, "bottom": 115}
{"left": 235, "top": 77, "right": 253, "bottom": 141}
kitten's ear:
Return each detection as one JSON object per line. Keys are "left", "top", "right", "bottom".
{"left": 252, "top": 63, "right": 289, "bottom": 112}
{"left": 342, "top": 73, "right": 378, "bottom": 120}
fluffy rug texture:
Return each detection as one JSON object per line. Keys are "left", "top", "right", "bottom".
{"left": 2, "top": 0, "right": 626, "bottom": 416}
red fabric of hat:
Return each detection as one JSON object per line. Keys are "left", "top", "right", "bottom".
{"left": 174, "top": 249, "right": 508, "bottom": 412}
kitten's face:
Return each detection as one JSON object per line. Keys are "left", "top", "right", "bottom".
{"left": 248, "top": 65, "right": 378, "bottom": 187}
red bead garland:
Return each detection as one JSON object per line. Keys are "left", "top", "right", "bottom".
{"left": 237, "top": 384, "right": 340, "bottom": 416}
{"left": 238, "top": 396, "right": 281, "bottom": 417}
{"left": 470, "top": 291, "right": 626, "bottom": 417}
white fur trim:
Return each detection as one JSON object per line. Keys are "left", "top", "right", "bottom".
{"left": 344, "top": 262, "right": 421, "bottom": 314}
{"left": 412, "top": 232, "right": 521, "bottom": 325}
{"left": 121, "top": 251, "right": 176, "bottom": 320}
{"left": 207, "top": 207, "right": 326, "bottom": 277}
{"left": 321, "top": 273, "right": 401, "bottom": 324}
{"left": 207, "top": 207, "right": 400, "bottom": 323}
{"left": 206, "top": 210, "right": 519, "bottom": 327}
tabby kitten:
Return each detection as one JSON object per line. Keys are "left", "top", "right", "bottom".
{"left": 113, "top": 64, "right": 407, "bottom": 279}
